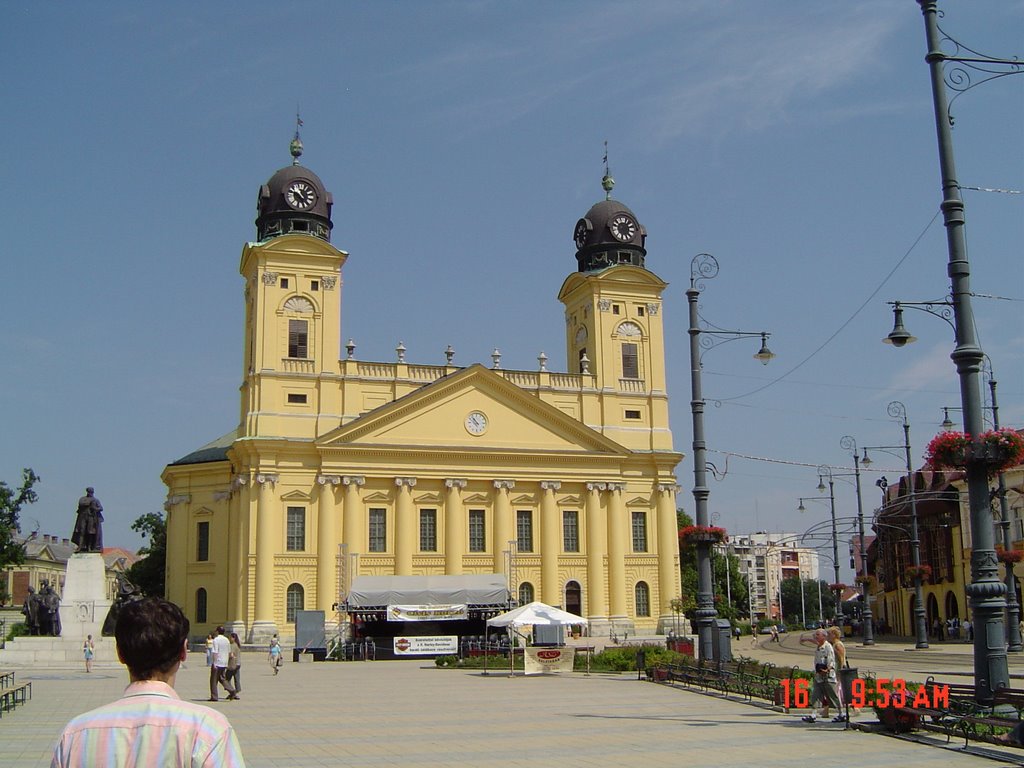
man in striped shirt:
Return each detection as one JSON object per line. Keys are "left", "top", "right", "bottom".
{"left": 52, "top": 597, "right": 246, "bottom": 768}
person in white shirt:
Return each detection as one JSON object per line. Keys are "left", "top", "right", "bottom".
{"left": 209, "top": 626, "right": 238, "bottom": 702}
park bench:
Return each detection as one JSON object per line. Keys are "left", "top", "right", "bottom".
{"left": 0, "top": 674, "right": 32, "bottom": 718}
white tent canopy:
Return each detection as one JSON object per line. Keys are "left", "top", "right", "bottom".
{"left": 486, "top": 601, "right": 587, "bottom": 628}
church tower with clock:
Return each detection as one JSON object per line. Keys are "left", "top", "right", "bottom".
{"left": 162, "top": 139, "right": 682, "bottom": 648}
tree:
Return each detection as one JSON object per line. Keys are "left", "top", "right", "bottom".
{"left": 677, "top": 508, "right": 750, "bottom": 622}
{"left": 780, "top": 575, "right": 835, "bottom": 626}
{"left": 126, "top": 511, "right": 166, "bottom": 598}
{"left": 0, "top": 469, "right": 40, "bottom": 574}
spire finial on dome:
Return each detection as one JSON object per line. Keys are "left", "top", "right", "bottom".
{"left": 289, "top": 107, "right": 304, "bottom": 165}
{"left": 601, "top": 140, "right": 614, "bottom": 200}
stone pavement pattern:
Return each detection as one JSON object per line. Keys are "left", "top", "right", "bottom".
{"left": 2, "top": 649, "right": 1020, "bottom": 767}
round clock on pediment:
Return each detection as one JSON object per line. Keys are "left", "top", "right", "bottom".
{"left": 465, "top": 410, "right": 488, "bottom": 436}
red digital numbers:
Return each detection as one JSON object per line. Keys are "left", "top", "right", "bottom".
{"left": 782, "top": 677, "right": 950, "bottom": 709}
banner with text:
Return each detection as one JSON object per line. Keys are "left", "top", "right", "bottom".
{"left": 392, "top": 635, "right": 459, "bottom": 656}
{"left": 524, "top": 647, "right": 576, "bottom": 675}
{"left": 387, "top": 604, "right": 468, "bottom": 622}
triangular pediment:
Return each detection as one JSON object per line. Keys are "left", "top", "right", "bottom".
{"left": 281, "top": 490, "right": 312, "bottom": 502}
{"left": 627, "top": 496, "right": 650, "bottom": 507}
{"left": 414, "top": 492, "right": 443, "bottom": 504}
{"left": 559, "top": 494, "right": 582, "bottom": 506}
{"left": 363, "top": 491, "right": 391, "bottom": 503}
{"left": 318, "top": 364, "right": 630, "bottom": 457}
{"left": 511, "top": 494, "right": 536, "bottom": 505}
{"left": 464, "top": 493, "right": 490, "bottom": 504}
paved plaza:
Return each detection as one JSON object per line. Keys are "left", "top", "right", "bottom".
{"left": 3, "top": 635, "right": 1024, "bottom": 767}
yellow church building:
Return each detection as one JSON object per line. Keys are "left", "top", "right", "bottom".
{"left": 162, "top": 139, "right": 683, "bottom": 644}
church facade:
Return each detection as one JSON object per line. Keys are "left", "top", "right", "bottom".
{"left": 162, "top": 141, "right": 683, "bottom": 643}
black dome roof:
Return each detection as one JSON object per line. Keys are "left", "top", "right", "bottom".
{"left": 573, "top": 197, "right": 646, "bottom": 272}
{"left": 255, "top": 162, "right": 333, "bottom": 243}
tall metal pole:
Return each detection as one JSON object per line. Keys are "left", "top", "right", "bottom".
{"left": 842, "top": 436, "right": 875, "bottom": 645}
{"left": 891, "top": 401, "right": 929, "bottom": 649}
{"left": 990, "top": 374, "right": 1022, "bottom": 652}
{"left": 687, "top": 258, "right": 717, "bottom": 660}
{"left": 826, "top": 473, "right": 842, "bottom": 628}
{"left": 917, "top": 0, "right": 1008, "bottom": 702}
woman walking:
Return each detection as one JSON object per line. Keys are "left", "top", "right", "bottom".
{"left": 226, "top": 632, "right": 243, "bottom": 693}
{"left": 268, "top": 635, "right": 283, "bottom": 675}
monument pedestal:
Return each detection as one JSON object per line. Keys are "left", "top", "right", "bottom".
{"left": 0, "top": 552, "right": 117, "bottom": 668}
{"left": 58, "top": 553, "right": 113, "bottom": 642}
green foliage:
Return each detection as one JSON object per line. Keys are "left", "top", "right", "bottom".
{"left": 677, "top": 507, "right": 750, "bottom": 622}
{"left": 126, "top": 511, "right": 167, "bottom": 598}
{"left": 583, "top": 644, "right": 685, "bottom": 672}
{"left": 780, "top": 576, "right": 835, "bottom": 624}
{"left": 6, "top": 622, "right": 28, "bottom": 642}
{"left": 0, "top": 469, "right": 40, "bottom": 573}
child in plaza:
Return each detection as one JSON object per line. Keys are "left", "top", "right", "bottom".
{"left": 82, "top": 635, "right": 94, "bottom": 673}
{"left": 268, "top": 635, "right": 282, "bottom": 674}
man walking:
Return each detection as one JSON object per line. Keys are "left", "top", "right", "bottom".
{"left": 801, "top": 628, "right": 840, "bottom": 723}
{"left": 52, "top": 597, "right": 245, "bottom": 767}
{"left": 210, "top": 626, "right": 239, "bottom": 701}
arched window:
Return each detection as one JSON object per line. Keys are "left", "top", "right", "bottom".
{"left": 518, "top": 582, "right": 534, "bottom": 607}
{"left": 196, "top": 587, "right": 207, "bottom": 624}
{"left": 635, "top": 581, "right": 650, "bottom": 617}
{"left": 286, "top": 583, "right": 305, "bottom": 623}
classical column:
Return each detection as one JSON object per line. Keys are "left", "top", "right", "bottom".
{"left": 656, "top": 483, "right": 681, "bottom": 629}
{"left": 394, "top": 477, "right": 417, "bottom": 574}
{"left": 223, "top": 475, "right": 249, "bottom": 636}
{"left": 492, "top": 480, "right": 515, "bottom": 574}
{"left": 341, "top": 475, "right": 365, "bottom": 561}
{"left": 606, "top": 483, "right": 628, "bottom": 622}
{"left": 444, "top": 479, "right": 467, "bottom": 575}
{"left": 585, "top": 482, "right": 608, "bottom": 622}
{"left": 251, "top": 473, "right": 279, "bottom": 643}
{"left": 316, "top": 475, "right": 342, "bottom": 613}
{"left": 540, "top": 481, "right": 562, "bottom": 606}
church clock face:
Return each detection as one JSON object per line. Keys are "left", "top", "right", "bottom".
{"left": 609, "top": 214, "right": 637, "bottom": 242}
{"left": 285, "top": 180, "right": 317, "bottom": 210}
{"left": 464, "top": 411, "right": 488, "bottom": 436}
{"left": 573, "top": 219, "right": 589, "bottom": 249}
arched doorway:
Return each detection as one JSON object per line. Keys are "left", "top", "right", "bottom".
{"left": 565, "top": 580, "right": 582, "bottom": 616}
{"left": 945, "top": 591, "right": 959, "bottom": 620}
{"left": 927, "top": 593, "right": 940, "bottom": 634}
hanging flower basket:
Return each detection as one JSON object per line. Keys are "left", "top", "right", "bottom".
{"left": 679, "top": 525, "right": 727, "bottom": 546}
{"left": 854, "top": 574, "right": 876, "bottom": 588}
{"left": 997, "top": 548, "right": 1024, "bottom": 566}
{"left": 926, "top": 429, "right": 1024, "bottom": 476}
{"left": 828, "top": 583, "right": 847, "bottom": 593}
{"left": 905, "top": 564, "right": 932, "bottom": 583}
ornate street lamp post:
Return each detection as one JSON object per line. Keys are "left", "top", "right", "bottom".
{"left": 798, "top": 468, "right": 842, "bottom": 630}
{"left": 861, "top": 402, "right": 929, "bottom": 649}
{"left": 687, "top": 253, "right": 774, "bottom": 660}
{"left": 840, "top": 436, "right": 874, "bottom": 645}
{"left": 913, "top": 0, "right": 1021, "bottom": 701}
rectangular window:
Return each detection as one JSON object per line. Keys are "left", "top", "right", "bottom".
{"left": 612, "top": 304, "right": 620, "bottom": 315}
{"left": 368, "top": 508, "right": 386, "bottom": 553}
{"left": 516, "top": 510, "right": 533, "bottom": 552}
{"left": 196, "top": 521, "right": 209, "bottom": 562}
{"left": 563, "top": 511, "right": 579, "bottom": 552}
{"left": 637, "top": 305, "right": 645, "bottom": 316}
{"left": 469, "top": 509, "right": 486, "bottom": 553}
{"left": 288, "top": 319, "right": 308, "bottom": 358}
{"left": 419, "top": 509, "right": 437, "bottom": 551}
{"left": 287, "top": 393, "right": 307, "bottom": 404}
{"left": 280, "top": 277, "right": 289, "bottom": 289}
{"left": 286, "top": 507, "right": 305, "bottom": 551}
{"left": 311, "top": 280, "right": 319, "bottom": 291}
{"left": 621, "top": 342, "right": 639, "bottom": 379}
{"left": 632, "top": 511, "right": 648, "bottom": 552}
{"left": 624, "top": 409, "right": 641, "bottom": 420}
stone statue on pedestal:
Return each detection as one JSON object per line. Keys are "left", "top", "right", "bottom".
{"left": 37, "top": 579, "right": 61, "bottom": 636}
{"left": 71, "top": 487, "right": 104, "bottom": 553}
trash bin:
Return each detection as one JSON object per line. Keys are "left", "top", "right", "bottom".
{"left": 712, "top": 619, "right": 733, "bottom": 662}
{"left": 838, "top": 667, "right": 858, "bottom": 709}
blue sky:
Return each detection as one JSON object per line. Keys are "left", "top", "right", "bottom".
{"left": 2, "top": 2, "right": 1021, "bottom": 579}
